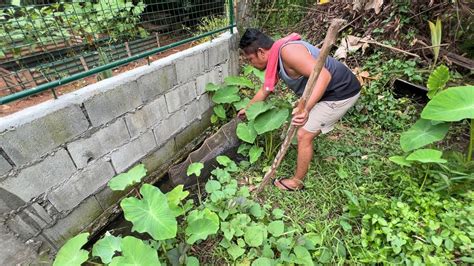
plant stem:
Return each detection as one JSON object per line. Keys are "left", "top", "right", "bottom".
{"left": 160, "top": 240, "right": 168, "bottom": 255}
{"left": 468, "top": 119, "right": 473, "bottom": 161}
{"left": 196, "top": 176, "right": 202, "bottom": 205}
{"left": 419, "top": 166, "right": 429, "bottom": 191}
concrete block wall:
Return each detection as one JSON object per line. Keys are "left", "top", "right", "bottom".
{"left": 0, "top": 31, "right": 239, "bottom": 263}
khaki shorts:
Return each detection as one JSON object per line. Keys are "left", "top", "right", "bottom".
{"left": 303, "top": 92, "right": 360, "bottom": 134}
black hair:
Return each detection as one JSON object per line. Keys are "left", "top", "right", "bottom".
{"left": 239, "top": 28, "right": 274, "bottom": 54}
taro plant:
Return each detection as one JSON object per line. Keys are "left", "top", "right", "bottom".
{"left": 53, "top": 163, "right": 217, "bottom": 265}
{"left": 390, "top": 65, "right": 474, "bottom": 189}
{"left": 206, "top": 65, "right": 291, "bottom": 164}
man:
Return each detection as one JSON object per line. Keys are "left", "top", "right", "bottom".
{"left": 238, "top": 29, "right": 360, "bottom": 191}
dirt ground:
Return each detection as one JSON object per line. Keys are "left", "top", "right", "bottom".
{"left": 0, "top": 42, "right": 194, "bottom": 117}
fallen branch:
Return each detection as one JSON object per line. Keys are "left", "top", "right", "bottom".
{"left": 359, "top": 39, "right": 421, "bottom": 58}
{"left": 255, "top": 18, "right": 347, "bottom": 195}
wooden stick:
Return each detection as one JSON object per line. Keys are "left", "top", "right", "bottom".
{"left": 359, "top": 39, "right": 420, "bottom": 58}
{"left": 255, "top": 18, "right": 346, "bottom": 195}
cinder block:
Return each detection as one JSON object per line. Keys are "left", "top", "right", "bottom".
{"left": 83, "top": 81, "right": 142, "bottom": 127}
{"left": 0, "top": 225, "right": 38, "bottom": 266}
{"left": 0, "top": 155, "right": 12, "bottom": 177}
{"left": 175, "top": 52, "right": 205, "bottom": 83}
{"left": 137, "top": 64, "right": 177, "bottom": 103}
{"left": 209, "top": 40, "right": 230, "bottom": 67}
{"left": 94, "top": 186, "right": 129, "bottom": 212}
{"left": 164, "top": 82, "right": 197, "bottom": 114}
{"left": 48, "top": 159, "right": 115, "bottom": 211}
{"left": 184, "top": 100, "right": 201, "bottom": 124}
{"left": 153, "top": 110, "right": 185, "bottom": 144}
{"left": 67, "top": 119, "right": 130, "bottom": 169}
{"left": 111, "top": 131, "right": 156, "bottom": 173}
{"left": 197, "top": 94, "right": 212, "bottom": 116}
{"left": 0, "top": 105, "right": 89, "bottom": 166}
{"left": 41, "top": 196, "right": 103, "bottom": 248}
{"left": 229, "top": 50, "right": 240, "bottom": 76}
{"left": 175, "top": 117, "right": 211, "bottom": 151}
{"left": 0, "top": 149, "right": 76, "bottom": 202}
{"left": 125, "top": 96, "right": 168, "bottom": 138}
{"left": 220, "top": 62, "right": 229, "bottom": 81}
{"left": 5, "top": 203, "right": 52, "bottom": 241}
{"left": 142, "top": 138, "right": 176, "bottom": 173}
{"left": 196, "top": 69, "right": 221, "bottom": 96}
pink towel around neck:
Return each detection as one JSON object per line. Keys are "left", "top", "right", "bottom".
{"left": 264, "top": 33, "right": 301, "bottom": 92}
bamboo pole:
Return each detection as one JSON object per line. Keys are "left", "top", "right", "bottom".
{"left": 255, "top": 19, "right": 346, "bottom": 195}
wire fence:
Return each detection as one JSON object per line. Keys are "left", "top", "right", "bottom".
{"left": 0, "top": 0, "right": 234, "bottom": 104}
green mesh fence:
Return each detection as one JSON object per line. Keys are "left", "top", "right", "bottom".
{"left": 0, "top": 0, "right": 234, "bottom": 104}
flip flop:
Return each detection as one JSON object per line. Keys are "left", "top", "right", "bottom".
{"left": 273, "top": 179, "right": 305, "bottom": 192}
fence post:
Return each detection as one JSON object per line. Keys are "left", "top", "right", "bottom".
{"left": 229, "top": 0, "right": 234, "bottom": 34}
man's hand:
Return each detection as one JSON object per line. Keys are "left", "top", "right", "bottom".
{"left": 237, "top": 108, "right": 247, "bottom": 120}
{"left": 291, "top": 107, "right": 308, "bottom": 126}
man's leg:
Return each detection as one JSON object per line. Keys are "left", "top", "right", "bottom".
{"left": 275, "top": 127, "right": 320, "bottom": 190}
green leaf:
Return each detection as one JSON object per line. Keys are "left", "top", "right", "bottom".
{"left": 268, "top": 220, "right": 284, "bottom": 237}
{"left": 216, "top": 155, "right": 233, "bottom": 166}
{"left": 185, "top": 208, "right": 220, "bottom": 244}
{"left": 237, "top": 122, "right": 257, "bottom": 143}
{"left": 444, "top": 238, "right": 454, "bottom": 251}
{"left": 108, "top": 164, "right": 147, "bottom": 191}
{"left": 339, "top": 220, "right": 352, "bottom": 232}
{"left": 246, "top": 102, "right": 272, "bottom": 121}
{"left": 318, "top": 247, "right": 333, "bottom": 263}
{"left": 254, "top": 108, "right": 289, "bottom": 135}
{"left": 213, "top": 105, "right": 226, "bottom": 119}
{"left": 121, "top": 184, "right": 177, "bottom": 240}
{"left": 272, "top": 208, "right": 284, "bottom": 219}
{"left": 431, "top": 236, "right": 443, "bottom": 246}
{"left": 92, "top": 233, "right": 121, "bottom": 264}
{"left": 244, "top": 225, "right": 267, "bottom": 247}
{"left": 421, "top": 86, "right": 474, "bottom": 121}
{"left": 212, "top": 86, "right": 240, "bottom": 104}
{"left": 460, "top": 257, "right": 474, "bottom": 263}
{"left": 225, "top": 76, "right": 254, "bottom": 88}
{"left": 233, "top": 98, "right": 250, "bottom": 110}
{"left": 205, "top": 180, "right": 221, "bottom": 193}
{"left": 228, "top": 244, "right": 245, "bottom": 260}
{"left": 294, "top": 245, "right": 313, "bottom": 266}
{"left": 428, "top": 18, "right": 442, "bottom": 66}
{"left": 406, "top": 149, "right": 447, "bottom": 163}
{"left": 249, "top": 145, "right": 263, "bottom": 164}
{"left": 252, "top": 257, "right": 274, "bottom": 266}
{"left": 186, "top": 256, "right": 200, "bottom": 266}
{"left": 110, "top": 236, "right": 160, "bottom": 266}
{"left": 427, "top": 65, "right": 449, "bottom": 98}
{"left": 11, "top": 0, "right": 21, "bottom": 6}
{"left": 211, "top": 114, "right": 219, "bottom": 123}
{"left": 53, "top": 233, "right": 89, "bottom": 266}
{"left": 187, "top": 162, "right": 204, "bottom": 177}
{"left": 205, "top": 83, "right": 220, "bottom": 92}
{"left": 400, "top": 119, "right": 450, "bottom": 152}
{"left": 237, "top": 143, "right": 251, "bottom": 156}
{"left": 389, "top": 156, "right": 412, "bottom": 167}
{"left": 166, "top": 185, "right": 189, "bottom": 217}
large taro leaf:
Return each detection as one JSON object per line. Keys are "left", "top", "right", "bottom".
{"left": 166, "top": 185, "right": 189, "bottom": 217}
{"left": 92, "top": 233, "right": 121, "bottom": 264}
{"left": 236, "top": 122, "right": 257, "bottom": 143}
{"left": 427, "top": 65, "right": 449, "bottom": 98}
{"left": 121, "top": 184, "right": 177, "bottom": 241}
{"left": 254, "top": 108, "right": 289, "bottom": 135}
{"left": 205, "top": 83, "right": 220, "bottom": 92}
{"left": 185, "top": 208, "right": 220, "bottom": 244}
{"left": 406, "top": 149, "right": 447, "bottom": 164}
{"left": 212, "top": 86, "right": 240, "bottom": 104}
{"left": 246, "top": 101, "right": 272, "bottom": 120}
{"left": 400, "top": 119, "right": 450, "bottom": 152}
{"left": 53, "top": 233, "right": 89, "bottom": 266}
{"left": 225, "top": 76, "right": 254, "bottom": 88}
{"left": 108, "top": 164, "right": 147, "bottom": 191}
{"left": 234, "top": 97, "right": 250, "bottom": 110}
{"left": 249, "top": 145, "right": 263, "bottom": 164}
{"left": 421, "top": 86, "right": 474, "bottom": 122}
{"left": 110, "top": 236, "right": 160, "bottom": 266}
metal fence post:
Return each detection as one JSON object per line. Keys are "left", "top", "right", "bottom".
{"left": 229, "top": 0, "right": 234, "bottom": 34}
